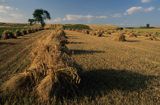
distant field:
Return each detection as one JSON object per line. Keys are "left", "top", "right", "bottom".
{"left": 127, "top": 28, "right": 160, "bottom": 33}
{"left": 88, "top": 24, "right": 119, "bottom": 30}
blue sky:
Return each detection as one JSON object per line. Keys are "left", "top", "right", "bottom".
{"left": 0, "top": 0, "right": 160, "bottom": 26}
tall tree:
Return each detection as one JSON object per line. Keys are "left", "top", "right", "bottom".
{"left": 28, "top": 19, "right": 35, "bottom": 25}
{"left": 33, "top": 9, "right": 51, "bottom": 27}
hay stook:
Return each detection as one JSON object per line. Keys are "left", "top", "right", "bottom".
{"left": 0, "top": 30, "right": 81, "bottom": 102}
{"left": 113, "top": 32, "right": 126, "bottom": 42}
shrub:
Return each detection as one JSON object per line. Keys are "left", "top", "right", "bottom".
{"left": 63, "top": 24, "right": 91, "bottom": 30}
{"left": 116, "top": 27, "right": 124, "bottom": 30}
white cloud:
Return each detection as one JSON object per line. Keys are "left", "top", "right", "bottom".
{"left": 141, "top": 0, "right": 152, "bottom": 3}
{"left": 63, "top": 14, "right": 94, "bottom": 21}
{"left": 53, "top": 14, "right": 108, "bottom": 23}
{"left": 10, "top": 13, "right": 23, "bottom": 18}
{"left": 0, "top": 4, "right": 26, "bottom": 23}
{"left": 0, "top": 5, "right": 13, "bottom": 13}
{"left": 125, "top": 6, "right": 155, "bottom": 15}
{"left": 126, "top": 6, "right": 143, "bottom": 15}
{"left": 144, "top": 7, "right": 155, "bottom": 12}
{"left": 53, "top": 17, "right": 63, "bottom": 23}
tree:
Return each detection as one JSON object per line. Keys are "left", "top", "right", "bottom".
{"left": 28, "top": 19, "right": 35, "bottom": 25}
{"left": 33, "top": 9, "right": 51, "bottom": 27}
{"left": 146, "top": 24, "right": 150, "bottom": 28}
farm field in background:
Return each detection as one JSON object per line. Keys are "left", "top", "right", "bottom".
{"left": 127, "top": 28, "right": 160, "bottom": 35}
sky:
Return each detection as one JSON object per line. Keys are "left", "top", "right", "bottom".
{"left": 0, "top": 0, "right": 160, "bottom": 26}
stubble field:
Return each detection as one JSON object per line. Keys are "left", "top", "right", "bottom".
{"left": 0, "top": 26, "right": 160, "bottom": 105}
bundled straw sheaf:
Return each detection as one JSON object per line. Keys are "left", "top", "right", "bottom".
{"left": 146, "top": 36, "right": 159, "bottom": 41}
{"left": 0, "top": 30, "right": 81, "bottom": 101}
{"left": 112, "top": 32, "right": 126, "bottom": 42}
{"left": 1, "top": 30, "right": 17, "bottom": 39}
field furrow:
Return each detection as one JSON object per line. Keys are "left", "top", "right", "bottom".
{"left": 0, "top": 30, "right": 51, "bottom": 82}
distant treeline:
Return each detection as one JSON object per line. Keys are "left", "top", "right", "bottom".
{"left": 125, "top": 27, "right": 155, "bottom": 29}
{"left": 63, "top": 24, "right": 91, "bottom": 30}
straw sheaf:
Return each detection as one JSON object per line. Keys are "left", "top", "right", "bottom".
{"left": 0, "top": 30, "right": 81, "bottom": 101}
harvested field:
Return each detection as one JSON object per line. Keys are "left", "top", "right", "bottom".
{"left": 1, "top": 0, "right": 160, "bottom": 104}
{"left": 0, "top": 29, "right": 160, "bottom": 105}
{"left": 66, "top": 30, "right": 160, "bottom": 105}
{"left": 67, "top": 30, "right": 160, "bottom": 75}
{"left": 0, "top": 30, "right": 50, "bottom": 82}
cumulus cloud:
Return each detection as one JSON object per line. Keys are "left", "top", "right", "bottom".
{"left": 126, "top": 6, "right": 143, "bottom": 15}
{"left": 63, "top": 15, "right": 94, "bottom": 21}
{"left": 53, "top": 14, "right": 108, "bottom": 23}
{"left": 0, "top": 5, "right": 13, "bottom": 13}
{"left": 144, "top": 7, "right": 155, "bottom": 12}
{"left": 0, "top": 4, "right": 26, "bottom": 23}
{"left": 53, "top": 17, "right": 63, "bottom": 23}
{"left": 141, "top": 0, "right": 152, "bottom": 3}
{"left": 125, "top": 6, "right": 155, "bottom": 15}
